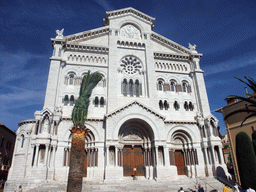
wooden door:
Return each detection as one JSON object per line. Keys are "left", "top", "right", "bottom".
{"left": 83, "top": 152, "right": 87, "bottom": 177}
{"left": 123, "top": 145, "right": 145, "bottom": 176}
{"left": 175, "top": 150, "right": 186, "bottom": 175}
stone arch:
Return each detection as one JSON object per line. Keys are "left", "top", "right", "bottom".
{"left": 167, "top": 125, "right": 198, "bottom": 142}
{"left": 112, "top": 114, "right": 160, "bottom": 141}
{"left": 118, "top": 20, "right": 145, "bottom": 33}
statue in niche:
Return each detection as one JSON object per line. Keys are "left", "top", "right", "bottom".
{"left": 56, "top": 28, "right": 64, "bottom": 39}
{"left": 120, "top": 24, "right": 141, "bottom": 39}
{"left": 43, "top": 116, "right": 49, "bottom": 132}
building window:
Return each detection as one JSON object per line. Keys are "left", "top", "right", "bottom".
{"left": 159, "top": 100, "right": 163, "bottom": 110}
{"left": 189, "top": 102, "right": 194, "bottom": 111}
{"left": 100, "top": 97, "right": 104, "bottom": 107}
{"left": 64, "top": 95, "right": 69, "bottom": 106}
{"left": 122, "top": 79, "right": 128, "bottom": 96}
{"left": 69, "top": 74, "right": 75, "bottom": 85}
{"left": 135, "top": 80, "right": 140, "bottom": 97}
{"left": 21, "top": 135, "right": 25, "bottom": 148}
{"left": 174, "top": 101, "right": 179, "bottom": 110}
{"left": 94, "top": 97, "right": 99, "bottom": 107}
{"left": 70, "top": 95, "right": 75, "bottom": 106}
{"left": 182, "top": 82, "right": 187, "bottom": 92}
{"left": 129, "top": 79, "right": 134, "bottom": 96}
{"left": 157, "top": 80, "right": 164, "bottom": 91}
{"left": 164, "top": 100, "right": 168, "bottom": 110}
{"left": 170, "top": 81, "right": 175, "bottom": 92}
{"left": 184, "top": 101, "right": 189, "bottom": 111}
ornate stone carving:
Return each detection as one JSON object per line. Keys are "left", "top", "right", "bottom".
{"left": 120, "top": 24, "right": 141, "bottom": 39}
{"left": 55, "top": 29, "right": 64, "bottom": 39}
{"left": 120, "top": 55, "right": 142, "bottom": 75}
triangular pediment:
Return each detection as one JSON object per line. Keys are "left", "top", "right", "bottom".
{"left": 103, "top": 7, "right": 155, "bottom": 29}
{"left": 105, "top": 101, "right": 165, "bottom": 120}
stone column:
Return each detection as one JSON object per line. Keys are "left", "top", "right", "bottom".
{"left": 163, "top": 146, "right": 170, "bottom": 167}
{"left": 155, "top": 147, "right": 159, "bottom": 166}
{"left": 115, "top": 146, "right": 118, "bottom": 167}
{"left": 34, "top": 144, "right": 40, "bottom": 167}
{"left": 218, "top": 145, "right": 224, "bottom": 164}
{"left": 52, "top": 145, "right": 57, "bottom": 167}
{"left": 47, "top": 145, "right": 51, "bottom": 167}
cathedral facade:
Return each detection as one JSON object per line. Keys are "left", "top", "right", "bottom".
{"left": 6, "top": 7, "right": 227, "bottom": 189}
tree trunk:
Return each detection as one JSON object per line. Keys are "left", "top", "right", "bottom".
{"left": 67, "top": 126, "right": 87, "bottom": 192}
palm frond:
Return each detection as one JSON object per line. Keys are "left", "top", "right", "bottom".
{"left": 72, "top": 71, "right": 102, "bottom": 127}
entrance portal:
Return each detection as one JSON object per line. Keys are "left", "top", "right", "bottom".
{"left": 123, "top": 145, "right": 145, "bottom": 176}
{"left": 175, "top": 150, "right": 186, "bottom": 175}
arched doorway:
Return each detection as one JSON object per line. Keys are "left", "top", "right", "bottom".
{"left": 83, "top": 130, "right": 97, "bottom": 177}
{"left": 118, "top": 119, "right": 155, "bottom": 177}
{"left": 170, "top": 130, "right": 198, "bottom": 177}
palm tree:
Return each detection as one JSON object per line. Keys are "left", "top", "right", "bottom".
{"left": 224, "top": 76, "right": 256, "bottom": 125}
{"left": 67, "top": 71, "right": 102, "bottom": 192}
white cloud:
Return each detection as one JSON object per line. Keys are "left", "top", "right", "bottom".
{"left": 93, "top": 0, "right": 114, "bottom": 11}
{"left": 203, "top": 52, "right": 256, "bottom": 76}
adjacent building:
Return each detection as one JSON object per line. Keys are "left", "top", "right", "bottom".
{"left": 216, "top": 98, "right": 256, "bottom": 185}
{"left": 6, "top": 7, "right": 228, "bottom": 191}
{"left": 0, "top": 124, "right": 16, "bottom": 181}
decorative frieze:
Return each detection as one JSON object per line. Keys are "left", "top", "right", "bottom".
{"left": 155, "top": 61, "right": 190, "bottom": 73}
{"left": 65, "top": 27, "right": 109, "bottom": 42}
{"left": 67, "top": 54, "right": 107, "bottom": 64}
{"left": 117, "top": 40, "right": 145, "bottom": 50}
{"left": 65, "top": 44, "right": 109, "bottom": 53}
{"left": 154, "top": 52, "right": 189, "bottom": 61}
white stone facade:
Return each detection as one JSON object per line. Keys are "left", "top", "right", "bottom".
{"left": 6, "top": 7, "right": 228, "bottom": 190}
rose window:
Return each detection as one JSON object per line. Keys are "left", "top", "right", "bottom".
{"left": 120, "top": 56, "right": 142, "bottom": 74}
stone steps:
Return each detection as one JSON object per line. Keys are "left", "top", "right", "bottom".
{"left": 25, "top": 176, "right": 226, "bottom": 192}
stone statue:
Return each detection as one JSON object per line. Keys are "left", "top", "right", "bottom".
{"left": 55, "top": 28, "right": 64, "bottom": 39}
{"left": 189, "top": 43, "right": 197, "bottom": 51}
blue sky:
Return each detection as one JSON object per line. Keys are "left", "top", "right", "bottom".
{"left": 0, "top": 0, "right": 256, "bottom": 134}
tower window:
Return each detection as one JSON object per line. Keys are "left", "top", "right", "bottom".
{"left": 170, "top": 81, "right": 175, "bottom": 92}
{"left": 182, "top": 82, "right": 187, "bottom": 92}
{"left": 94, "top": 97, "right": 99, "bottom": 107}
{"left": 64, "top": 95, "right": 69, "bottom": 106}
{"left": 174, "top": 101, "right": 179, "bottom": 110}
{"left": 164, "top": 100, "right": 168, "bottom": 110}
{"left": 69, "top": 74, "right": 75, "bottom": 85}
{"left": 135, "top": 80, "right": 140, "bottom": 97}
{"left": 157, "top": 80, "right": 164, "bottom": 91}
{"left": 100, "top": 97, "right": 104, "bottom": 107}
{"left": 189, "top": 102, "right": 194, "bottom": 111}
{"left": 122, "top": 79, "right": 128, "bottom": 96}
{"left": 129, "top": 79, "right": 134, "bottom": 96}
{"left": 159, "top": 100, "right": 163, "bottom": 110}
{"left": 184, "top": 101, "right": 189, "bottom": 111}
{"left": 70, "top": 95, "right": 75, "bottom": 106}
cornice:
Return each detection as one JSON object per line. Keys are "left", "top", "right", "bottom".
{"left": 65, "top": 44, "right": 109, "bottom": 53}
{"left": 151, "top": 32, "right": 191, "bottom": 55}
{"left": 105, "top": 101, "right": 166, "bottom": 120}
{"left": 61, "top": 117, "right": 104, "bottom": 122}
{"left": 164, "top": 120, "right": 197, "bottom": 124}
{"left": 51, "top": 27, "right": 110, "bottom": 46}
{"left": 154, "top": 52, "right": 189, "bottom": 61}
{"left": 19, "top": 119, "right": 37, "bottom": 127}
{"left": 104, "top": 7, "right": 155, "bottom": 29}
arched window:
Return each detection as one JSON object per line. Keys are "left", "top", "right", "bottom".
{"left": 135, "top": 80, "right": 140, "bottom": 97}
{"left": 122, "top": 79, "right": 128, "bottom": 96}
{"left": 69, "top": 73, "right": 75, "bottom": 85}
{"left": 70, "top": 95, "right": 75, "bottom": 106}
{"left": 164, "top": 100, "right": 168, "bottom": 110}
{"left": 184, "top": 101, "right": 189, "bottom": 111}
{"left": 157, "top": 80, "right": 164, "bottom": 91}
{"left": 174, "top": 101, "right": 179, "bottom": 110}
{"left": 182, "top": 82, "right": 187, "bottom": 92}
{"left": 21, "top": 135, "right": 25, "bottom": 148}
{"left": 170, "top": 81, "right": 175, "bottom": 92}
{"left": 94, "top": 97, "right": 99, "bottom": 107}
{"left": 129, "top": 79, "right": 134, "bottom": 96}
{"left": 159, "top": 100, "right": 163, "bottom": 110}
{"left": 64, "top": 95, "right": 69, "bottom": 106}
{"left": 189, "top": 102, "right": 194, "bottom": 111}
{"left": 100, "top": 97, "right": 104, "bottom": 107}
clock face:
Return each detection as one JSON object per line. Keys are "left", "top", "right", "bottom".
{"left": 120, "top": 56, "right": 142, "bottom": 74}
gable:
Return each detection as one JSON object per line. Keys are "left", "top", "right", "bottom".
{"left": 105, "top": 101, "right": 165, "bottom": 120}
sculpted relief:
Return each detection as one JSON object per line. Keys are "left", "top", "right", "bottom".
{"left": 120, "top": 24, "right": 141, "bottom": 40}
